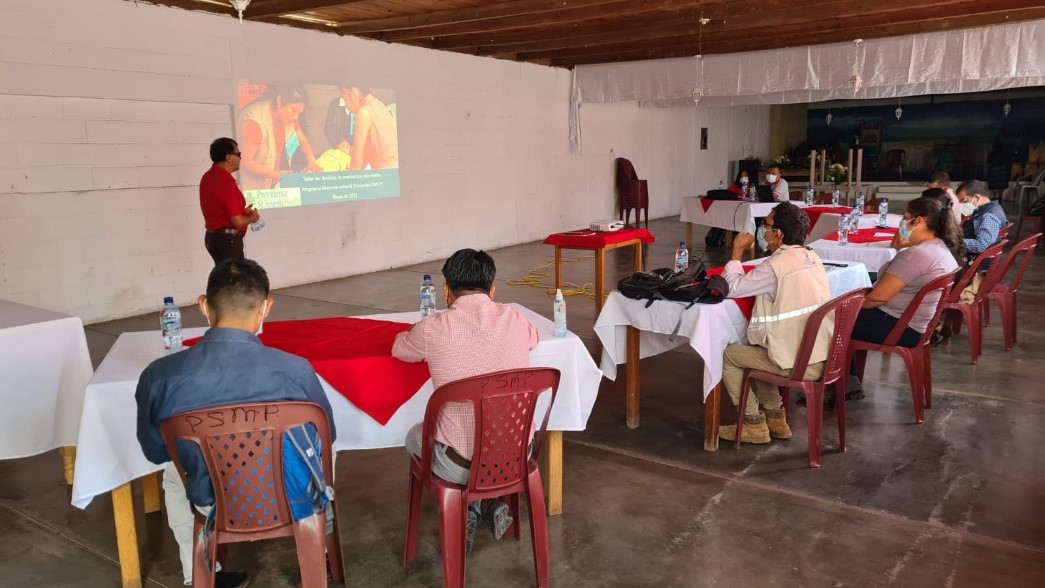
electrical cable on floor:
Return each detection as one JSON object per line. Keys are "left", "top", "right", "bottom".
{"left": 504, "top": 256, "right": 597, "bottom": 300}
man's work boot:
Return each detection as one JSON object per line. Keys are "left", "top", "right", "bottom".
{"left": 762, "top": 407, "right": 792, "bottom": 439}
{"left": 719, "top": 414, "right": 771, "bottom": 444}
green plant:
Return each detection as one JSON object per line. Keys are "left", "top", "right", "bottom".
{"left": 825, "top": 163, "right": 848, "bottom": 185}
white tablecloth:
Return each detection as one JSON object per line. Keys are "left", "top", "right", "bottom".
{"left": 70, "top": 304, "right": 602, "bottom": 508}
{"left": 0, "top": 300, "right": 93, "bottom": 460}
{"left": 681, "top": 198, "right": 806, "bottom": 235}
{"left": 808, "top": 239, "right": 898, "bottom": 273}
{"left": 594, "top": 260, "right": 871, "bottom": 400}
{"left": 807, "top": 212, "right": 903, "bottom": 242}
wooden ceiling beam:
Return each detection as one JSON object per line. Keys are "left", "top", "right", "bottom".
{"left": 538, "top": 7, "right": 1045, "bottom": 67}
{"left": 245, "top": 0, "right": 367, "bottom": 19}
{"left": 135, "top": 0, "right": 240, "bottom": 18}
{"left": 337, "top": 0, "right": 727, "bottom": 35}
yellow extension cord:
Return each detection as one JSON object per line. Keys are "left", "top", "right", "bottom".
{"left": 504, "top": 256, "right": 597, "bottom": 300}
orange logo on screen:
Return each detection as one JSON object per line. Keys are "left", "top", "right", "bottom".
{"left": 237, "top": 81, "right": 268, "bottom": 109}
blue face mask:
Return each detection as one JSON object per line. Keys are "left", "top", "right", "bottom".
{"left": 898, "top": 217, "right": 914, "bottom": 240}
{"left": 756, "top": 225, "right": 769, "bottom": 250}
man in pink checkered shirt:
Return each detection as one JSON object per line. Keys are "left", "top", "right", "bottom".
{"left": 393, "top": 248, "right": 538, "bottom": 553}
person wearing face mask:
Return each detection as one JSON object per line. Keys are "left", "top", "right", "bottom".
{"left": 844, "top": 196, "right": 963, "bottom": 399}
{"left": 717, "top": 202, "right": 832, "bottom": 444}
{"left": 135, "top": 259, "right": 336, "bottom": 588}
{"left": 764, "top": 164, "right": 791, "bottom": 202}
{"left": 727, "top": 169, "right": 755, "bottom": 198}
{"left": 953, "top": 179, "right": 1008, "bottom": 306}
{"left": 239, "top": 86, "right": 323, "bottom": 191}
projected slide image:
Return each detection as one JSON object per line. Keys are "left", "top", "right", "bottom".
{"left": 236, "top": 81, "right": 400, "bottom": 209}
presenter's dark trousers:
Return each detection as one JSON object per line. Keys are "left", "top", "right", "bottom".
{"left": 204, "top": 231, "right": 245, "bottom": 265}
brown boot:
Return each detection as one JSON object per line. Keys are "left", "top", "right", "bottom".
{"left": 762, "top": 407, "right": 792, "bottom": 439}
{"left": 719, "top": 414, "right": 771, "bottom": 444}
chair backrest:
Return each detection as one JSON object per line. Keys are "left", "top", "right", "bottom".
{"left": 991, "top": 233, "right": 1040, "bottom": 295}
{"left": 946, "top": 241, "right": 1006, "bottom": 303}
{"left": 616, "top": 157, "right": 639, "bottom": 184}
{"left": 997, "top": 222, "right": 1012, "bottom": 243}
{"left": 885, "top": 269, "right": 961, "bottom": 347}
{"left": 787, "top": 288, "right": 870, "bottom": 384}
{"left": 160, "top": 402, "right": 333, "bottom": 536}
{"left": 418, "top": 368, "right": 560, "bottom": 497}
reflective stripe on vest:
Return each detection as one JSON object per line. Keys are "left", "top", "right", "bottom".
{"left": 748, "top": 303, "right": 821, "bottom": 324}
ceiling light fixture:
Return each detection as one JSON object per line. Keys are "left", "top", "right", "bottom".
{"left": 826, "top": 110, "right": 833, "bottom": 125}
{"left": 895, "top": 97, "right": 903, "bottom": 120}
{"left": 229, "top": 0, "right": 250, "bottom": 23}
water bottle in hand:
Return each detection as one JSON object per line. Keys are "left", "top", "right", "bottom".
{"left": 831, "top": 188, "right": 840, "bottom": 206}
{"left": 878, "top": 198, "right": 889, "bottom": 227}
{"left": 837, "top": 215, "right": 850, "bottom": 246}
{"left": 674, "top": 241, "right": 689, "bottom": 273}
{"left": 553, "top": 289, "right": 567, "bottom": 337}
{"left": 160, "top": 296, "right": 183, "bottom": 351}
{"left": 419, "top": 274, "right": 437, "bottom": 318}
{"left": 250, "top": 220, "right": 265, "bottom": 231}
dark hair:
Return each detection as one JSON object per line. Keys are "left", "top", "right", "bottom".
{"left": 957, "top": 179, "right": 990, "bottom": 200}
{"left": 766, "top": 165, "right": 781, "bottom": 173}
{"left": 251, "top": 85, "right": 306, "bottom": 108}
{"left": 906, "top": 196, "right": 965, "bottom": 259}
{"left": 733, "top": 169, "right": 753, "bottom": 188}
{"left": 769, "top": 201, "right": 810, "bottom": 246}
{"left": 205, "top": 259, "right": 270, "bottom": 320}
{"left": 927, "top": 171, "right": 951, "bottom": 186}
{"left": 441, "top": 249, "right": 496, "bottom": 295}
{"left": 921, "top": 187, "right": 951, "bottom": 208}
{"left": 209, "top": 137, "right": 238, "bottom": 164}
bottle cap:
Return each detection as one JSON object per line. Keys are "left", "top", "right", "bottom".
{"left": 423, "top": 274, "right": 431, "bottom": 280}
{"left": 679, "top": 241, "right": 686, "bottom": 247}
{"left": 163, "top": 296, "right": 174, "bottom": 304}
{"left": 555, "top": 288, "right": 564, "bottom": 300}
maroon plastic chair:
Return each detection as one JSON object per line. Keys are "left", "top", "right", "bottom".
{"left": 939, "top": 241, "right": 1006, "bottom": 364}
{"left": 615, "top": 157, "right": 649, "bottom": 228}
{"left": 160, "top": 402, "right": 345, "bottom": 588}
{"left": 403, "top": 368, "right": 560, "bottom": 588}
{"left": 733, "top": 288, "right": 870, "bottom": 468}
{"left": 996, "top": 222, "right": 1013, "bottom": 244}
{"left": 849, "top": 270, "right": 960, "bottom": 424}
{"left": 985, "top": 233, "right": 1041, "bottom": 350}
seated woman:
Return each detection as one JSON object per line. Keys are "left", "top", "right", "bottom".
{"left": 727, "top": 169, "right": 754, "bottom": 199}
{"left": 847, "top": 195, "right": 963, "bottom": 400}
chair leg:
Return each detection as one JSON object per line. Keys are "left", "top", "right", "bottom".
{"left": 779, "top": 386, "right": 790, "bottom": 416}
{"left": 293, "top": 514, "right": 329, "bottom": 588}
{"left": 525, "top": 467, "right": 550, "bottom": 588}
{"left": 735, "top": 371, "right": 751, "bottom": 449}
{"left": 327, "top": 503, "right": 347, "bottom": 582}
{"left": 501, "top": 493, "right": 522, "bottom": 541}
{"left": 403, "top": 472, "right": 423, "bottom": 566}
{"left": 804, "top": 384, "right": 823, "bottom": 468}
{"left": 968, "top": 305, "right": 982, "bottom": 365}
{"left": 436, "top": 488, "right": 467, "bottom": 588}
{"left": 922, "top": 345, "right": 933, "bottom": 409}
{"left": 1010, "top": 293, "right": 1019, "bottom": 347}
{"left": 852, "top": 349, "right": 868, "bottom": 381}
{"left": 192, "top": 521, "right": 216, "bottom": 588}
{"left": 834, "top": 376, "right": 847, "bottom": 453}
{"left": 899, "top": 349, "right": 925, "bottom": 424}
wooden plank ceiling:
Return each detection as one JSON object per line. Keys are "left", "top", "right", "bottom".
{"left": 136, "top": 0, "right": 1045, "bottom": 68}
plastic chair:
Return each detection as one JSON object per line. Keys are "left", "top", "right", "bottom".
{"left": 1014, "top": 169, "right": 1045, "bottom": 240}
{"left": 939, "top": 241, "right": 1006, "bottom": 364}
{"left": 884, "top": 149, "right": 906, "bottom": 180}
{"left": 160, "top": 402, "right": 345, "bottom": 588}
{"left": 615, "top": 158, "right": 649, "bottom": 228}
{"left": 849, "top": 270, "right": 960, "bottom": 424}
{"left": 985, "top": 234, "right": 1041, "bottom": 350}
{"left": 996, "top": 222, "right": 1013, "bottom": 244}
{"left": 403, "top": 368, "right": 561, "bottom": 588}
{"left": 733, "top": 288, "right": 870, "bottom": 468}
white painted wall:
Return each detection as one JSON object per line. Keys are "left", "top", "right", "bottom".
{"left": 0, "top": 0, "right": 769, "bottom": 323}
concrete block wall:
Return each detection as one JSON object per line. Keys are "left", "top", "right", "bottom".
{"left": 0, "top": 0, "right": 769, "bottom": 323}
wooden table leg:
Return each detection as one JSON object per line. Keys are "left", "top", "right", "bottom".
{"left": 686, "top": 223, "right": 693, "bottom": 251}
{"left": 112, "top": 483, "right": 143, "bottom": 588}
{"left": 704, "top": 384, "right": 722, "bottom": 451}
{"left": 141, "top": 472, "right": 161, "bottom": 514}
{"left": 595, "top": 247, "right": 606, "bottom": 314}
{"left": 59, "top": 446, "right": 76, "bottom": 485}
{"left": 626, "top": 325, "right": 641, "bottom": 429}
{"left": 634, "top": 241, "right": 644, "bottom": 271}
{"left": 542, "top": 431, "right": 563, "bottom": 516}
{"left": 554, "top": 246, "right": 563, "bottom": 290}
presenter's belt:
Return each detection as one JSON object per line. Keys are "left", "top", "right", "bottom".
{"left": 207, "top": 228, "right": 243, "bottom": 236}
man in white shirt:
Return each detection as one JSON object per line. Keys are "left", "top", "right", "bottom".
{"left": 718, "top": 202, "right": 833, "bottom": 443}
{"left": 765, "top": 165, "right": 791, "bottom": 202}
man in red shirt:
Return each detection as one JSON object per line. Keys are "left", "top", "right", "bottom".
{"left": 200, "top": 137, "right": 260, "bottom": 264}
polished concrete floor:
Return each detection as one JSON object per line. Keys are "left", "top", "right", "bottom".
{"left": 2, "top": 216, "right": 1044, "bottom": 587}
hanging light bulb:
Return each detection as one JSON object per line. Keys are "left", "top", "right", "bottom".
{"left": 826, "top": 110, "right": 833, "bottom": 125}
{"left": 895, "top": 98, "right": 903, "bottom": 120}
{"left": 1003, "top": 100, "right": 1012, "bottom": 117}
{"left": 229, "top": 0, "right": 250, "bottom": 22}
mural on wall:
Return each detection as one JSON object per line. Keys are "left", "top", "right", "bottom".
{"left": 806, "top": 97, "right": 1045, "bottom": 182}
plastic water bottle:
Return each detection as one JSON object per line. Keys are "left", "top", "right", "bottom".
{"left": 419, "top": 274, "right": 437, "bottom": 318}
{"left": 553, "top": 289, "right": 567, "bottom": 337}
{"left": 849, "top": 209, "right": 861, "bottom": 235}
{"left": 805, "top": 186, "right": 815, "bottom": 205}
{"left": 160, "top": 297, "right": 183, "bottom": 351}
{"left": 718, "top": 180, "right": 725, "bottom": 190}
{"left": 855, "top": 190, "right": 866, "bottom": 212}
{"left": 837, "top": 215, "right": 850, "bottom": 246}
{"left": 831, "top": 188, "right": 841, "bottom": 206}
{"left": 250, "top": 220, "right": 265, "bottom": 231}
{"left": 878, "top": 198, "right": 889, "bottom": 227}
{"left": 674, "top": 241, "right": 689, "bottom": 273}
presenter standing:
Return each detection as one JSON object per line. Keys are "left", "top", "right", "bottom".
{"left": 200, "top": 138, "right": 260, "bottom": 265}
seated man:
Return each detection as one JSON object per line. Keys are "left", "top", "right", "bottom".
{"left": 718, "top": 202, "right": 833, "bottom": 443}
{"left": 136, "top": 259, "right": 336, "bottom": 587}
{"left": 765, "top": 165, "right": 790, "bottom": 202}
{"left": 393, "top": 248, "right": 539, "bottom": 552}
{"left": 926, "top": 171, "right": 962, "bottom": 226}
{"left": 956, "top": 179, "right": 1008, "bottom": 303}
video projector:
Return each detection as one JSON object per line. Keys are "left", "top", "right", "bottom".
{"left": 589, "top": 219, "right": 625, "bottom": 232}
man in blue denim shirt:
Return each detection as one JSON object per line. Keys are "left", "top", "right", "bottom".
{"left": 136, "top": 259, "right": 336, "bottom": 587}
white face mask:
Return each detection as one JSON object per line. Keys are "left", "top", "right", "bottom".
{"left": 256, "top": 301, "right": 267, "bottom": 336}
{"left": 766, "top": 174, "right": 778, "bottom": 183}
{"left": 960, "top": 202, "right": 976, "bottom": 217}
{"left": 740, "top": 177, "right": 749, "bottom": 185}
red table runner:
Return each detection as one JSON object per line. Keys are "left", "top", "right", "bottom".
{"left": 706, "top": 265, "right": 756, "bottom": 319}
{"left": 823, "top": 226, "right": 897, "bottom": 244}
{"left": 543, "top": 227, "right": 655, "bottom": 248}
{"left": 183, "top": 317, "right": 431, "bottom": 425}
{"left": 803, "top": 206, "right": 853, "bottom": 228}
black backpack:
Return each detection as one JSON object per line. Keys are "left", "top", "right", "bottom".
{"left": 617, "top": 264, "right": 729, "bottom": 309}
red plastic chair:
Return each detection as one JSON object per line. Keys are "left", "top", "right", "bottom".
{"left": 403, "top": 368, "right": 561, "bottom": 588}
{"left": 849, "top": 270, "right": 960, "bottom": 424}
{"left": 939, "top": 241, "right": 1006, "bottom": 364}
{"left": 985, "top": 233, "right": 1041, "bottom": 350}
{"left": 160, "top": 402, "right": 345, "bottom": 588}
{"left": 615, "top": 157, "right": 649, "bottom": 228}
{"left": 733, "top": 288, "right": 870, "bottom": 468}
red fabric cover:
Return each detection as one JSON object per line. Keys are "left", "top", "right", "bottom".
{"left": 803, "top": 206, "right": 853, "bottom": 228}
{"left": 699, "top": 198, "right": 715, "bottom": 212}
{"left": 183, "top": 317, "right": 431, "bottom": 425}
{"left": 706, "top": 265, "right": 756, "bottom": 319}
{"left": 543, "top": 228, "right": 655, "bottom": 248}
{"left": 823, "top": 226, "right": 897, "bottom": 243}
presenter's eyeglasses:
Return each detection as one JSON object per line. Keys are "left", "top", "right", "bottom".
{"left": 231, "top": 152, "right": 242, "bottom": 158}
